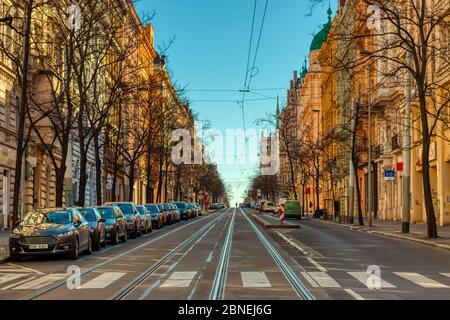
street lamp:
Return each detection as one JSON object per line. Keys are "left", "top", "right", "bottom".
{"left": 312, "top": 109, "right": 320, "bottom": 213}
{"left": 361, "top": 50, "right": 373, "bottom": 227}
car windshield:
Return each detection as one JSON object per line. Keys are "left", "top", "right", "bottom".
{"left": 266, "top": 202, "right": 274, "bottom": 206}
{"left": 145, "top": 205, "right": 159, "bottom": 213}
{"left": 79, "top": 209, "right": 97, "bottom": 222}
{"left": 97, "top": 207, "right": 114, "bottom": 219}
{"left": 163, "top": 204, "right": 170, "bottom": 210}
{"left": 136, "top": 206, "right": 145, "bottom": 214}
{"left": 174, "top": 202, "right": 186, "bottom": 209}
{"left": 116, "top": 203, "right": 133, "bottom": 216}
{"left": 21, "top": 210, "right": 72, "bottom": 225}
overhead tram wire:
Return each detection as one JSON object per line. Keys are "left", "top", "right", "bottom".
{"left": 236, "top": 0, "right": 271, "bottom": 179}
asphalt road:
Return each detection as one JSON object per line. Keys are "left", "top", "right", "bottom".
{"left": 1, "top": 208, "right": 450, "bottom": 300}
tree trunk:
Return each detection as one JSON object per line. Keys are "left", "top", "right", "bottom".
{"left": 288, "top": 157, "right": 297, "bottom": 200}
{"left": 353, "top": 158, "right": 364, "bottom": 226}
{"left": 419, "top": 92, "right": 438, "bottom": 238}
{"left": 145, "top": 145, "right": 153, "bottom": 203}
{"left": 128, "top": 160, "right": 135, "bottom": 202}
{"left": 55, "top": 166, "right": 66, "bottom": 207}
{"left": 77, "top": 146, "right": 88, "bottom": 207}
{"left": 156, "top": 151, "right": 164, "bottom": 203}
{"left": 94, "top": 133, "right": 102, "bottom": 205}
{"left": 12, "top": 0, "right": 33, "bottom": 225}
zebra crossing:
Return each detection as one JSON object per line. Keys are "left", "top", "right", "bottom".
{"left": 2, "top": 266, "right": 450, "bottom": 296}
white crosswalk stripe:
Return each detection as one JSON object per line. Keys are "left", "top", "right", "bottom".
{"left": 1, "top": 276, "right": 38, "bottom": 291}
{"left": 241, "top": 272, "right": 272, "bottom": 288}
{"left": 13, "top": 273, "right": 68, "bottom": 290}
{"left": 348, "top": 272, "right": 396, "bottom": 289}
{"left": 304, "top": 272, "right": 341, "bottom": 288}
{"left": 0, "top": 273, "right": 29, "bottom": 285}
{"left": 394, "top": 272, "right": 449, "bottom": 288}
{"left": 81, "top": 272, "right": 126, "bottom": 289}
{"left": 161, "top": 272, "right": 197, "bottom": 288}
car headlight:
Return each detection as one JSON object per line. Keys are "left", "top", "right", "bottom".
{"left": 57, "top": 230, "right": 75, "bottom": 237}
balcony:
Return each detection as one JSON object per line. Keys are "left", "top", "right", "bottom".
{"left": 392, "top": 134, "right": 402, "bottom": 150}
{"left": 375, "top": 145, "right": 384, "bottom": 158}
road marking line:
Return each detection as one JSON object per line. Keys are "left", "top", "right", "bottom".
{"left": 80, "top": 272, "right": 126, "bottom": 289}
{"left": 241, "top": 272, "right": 272, "bottom": 288}
{"left": 306, "top": 272, "right": 341, "bottom": 288}
{"left": 206, "top": 251, "right": 213, "bottom": 263}
{"left": 306, "top": 257, "right": 327, "bottom": 272}
{"left": 394, "top": 272, "right": 449, "bottom": 288}
{"left": 0, "top": 273, "right": 29, "bottom": 285}
{"left": 301, "top": 272, "right": 320, "bottom": 288}
{"left": 440, "top": 273, "right": 450, "bottom": 279}
{"left": 344, "top": 288, "right": 365, "bottom": 300}
{"left": 1, "top": 276, "right": 38, "bottom": 290}
{"left": 7, "top": 263, "right": 44, "bottom": 275}
{"left": 0, "top": 269, "right": 32, "bottom": 273}
{"left": 161, "top": 271, "right": 197, "bottom": 288}
{"left": 13, "top": 274, "right": 68, "bottom": 290}
{"left": 348, "top": 272, "right": 396, "bottom": 289}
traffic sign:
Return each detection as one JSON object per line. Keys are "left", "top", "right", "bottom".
{"left": 384, "top": 169, "right": 395, "bottom": 181}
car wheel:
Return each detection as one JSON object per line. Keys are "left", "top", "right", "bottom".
{"left": 101, "top": 231, "right": 107, "bottom": 248}
{"left": 136, "top": 224, "right": 142, "bottom": 237}
{"left": 9, "top": 253, "right": 21, "bottom": 262}
{"left": 84, "top": 235, "right": 93, "bottom": 255}
{"left": 112, "top": 229, "right": 120, "bottom": 245}
{"left": 69, "top": 238, "right": 80, "bottom": 260}
{"left": 93, "top": 232, "right": 101, "bottom": 251}
{"left": 142, "top": 222, "right": 148, "bottom": 234}
{"left": 158, "top": 220, "right": 161, "bottom": 229}
{"left": 121, "top": 229, "right": 128, "bottom": 242}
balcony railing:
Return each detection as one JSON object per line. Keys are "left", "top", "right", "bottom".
{"left": 392, "top": 134, "right": 402, "bottom": 150}
{"left": 375, "top": 145, "right": 384, "bottom": 158}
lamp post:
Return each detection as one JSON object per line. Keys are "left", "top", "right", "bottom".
{"left": 361, "top": 50, "right": 373, "bottom": 227}
{"left": 312, "top": 109, "right": 320, "bottom": 213}
{"left": 402, "top": 53, "right": 412, "bottom": 233}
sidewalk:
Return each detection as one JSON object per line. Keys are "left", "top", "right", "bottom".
{"left": 313, "top": 215, "right": 450, "bottom": 251}
{"left": 0, "top": 229, "right": 10, "bottom": 264}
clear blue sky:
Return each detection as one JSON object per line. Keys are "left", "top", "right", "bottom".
{"left": 135, "top": 0, "right": 336, "bottom": 204}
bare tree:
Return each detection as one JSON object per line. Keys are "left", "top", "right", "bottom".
{"left": 312, "top": 0, "right": 450, "bottom": 237}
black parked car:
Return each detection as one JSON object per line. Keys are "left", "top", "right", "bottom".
{"left": 136, "top": 205, "right": 153, "bottom": 234}
{"left": 9, "top": 208, "right": 92, "bottom": 260}
{"left": 104, "top": 202, "right": 142, "bottom": 238}
{"left": 78, "top": 207, "right": 107, "bottom": 251}
{"left": 144, "top": 204, "right": 163, "bottom": 229}
{"left": 96, "top": 205, "right": 127, "bottom": 244}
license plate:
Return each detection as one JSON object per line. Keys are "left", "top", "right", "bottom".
{"left": 29, "top": 244, "right": 48, "bottom": 250}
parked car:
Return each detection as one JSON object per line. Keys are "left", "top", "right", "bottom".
{"left": 9, "top": 208, "right": 92, "bottom": 260}
{"left": 163, "top": 203, "right": 175, "bottom": 225}
{"left": 144, "top": 204, "right": 163, "bottom": 229}
{"left": 104, "top": 202, "right": 142, "bottom": 238}
{"left": 173, "top": 202, "right": 190, "bottom": 220}
{"left": 186, "top": 203, "right": 197, "bottom": 218}
{"left": 262, "top": 202, "right": 276, "bottom": 213}
{"left": 193, "top": 203, "right": 202, "bottom": 216}
{"left": 136, "top": 205, "right": 153, "bottom": 234}
{"left": 209, "top": 203, "right": 218, "bottom": 210}
{"left": 258, "top": 201, "right": 267, "bottom": 212}
{"left": 283, "top": 200, "right": 302, "bottom": 219}
{"left": 156, "top": 204, "right": 167, "bottom": 225}
{"left": 170, "top": 203, "right": 181, "bottom": 222}
{"left": 78, "top": 207, "right": 106, "bottom": 251}
{"left": 96, "top": 205, "right": 128, "bottom": 244}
